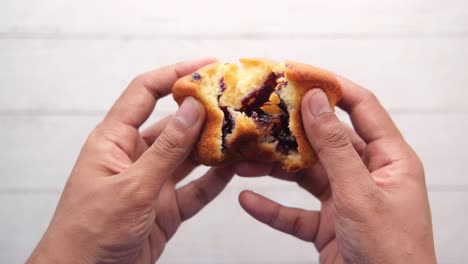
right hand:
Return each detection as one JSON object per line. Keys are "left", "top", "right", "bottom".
{"left": 234, "top": 77, "right": 437, "bottom": 263}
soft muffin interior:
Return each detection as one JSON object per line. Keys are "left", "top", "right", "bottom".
{"left": 192, "top": 59, "right": 300, "bottom": 159}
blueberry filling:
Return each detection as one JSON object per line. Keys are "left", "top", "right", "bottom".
{"left": 272, "top": 98, "right": 298, "bottom": 154}
{"left": 250, "top": 97, "right": 298, "bottom": 154}
{"left": 219, "top": 77, "right": 233, "bottom": 149}
{"left": 218, "top": 72, "right": 298, "bottom": 154}
{"left": 219, "top": 77, "right": 227, "bottom": 93}
{"left": 239, "top": 73, "right": 298, "bottom": 154}
{"left": 239, "top": 73, "right": 277, "bottom": 116}
{"left": 221, "top": 106, "right": 233, "bottom": 149}
{"left": 218, "top": 77, "right": 227, "bottom": 101}
{"left": 251, "top": 109, "right": 273, "bottom": 124}
{"left": 192, "top": 72, "right": 201, "bottom": 81}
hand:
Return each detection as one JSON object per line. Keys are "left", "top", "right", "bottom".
{"left": 27, "top": 58, "right": 234, "bottom": 264}
{"left": 234, "top": 77, "right": 437, "bottom": 263}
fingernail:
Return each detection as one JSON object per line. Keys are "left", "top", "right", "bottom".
{"left": 308, "top": 89, "right": 331, "bottom": 117}
{"left": 175, "top": 97, "right": 201, "bottom": 127}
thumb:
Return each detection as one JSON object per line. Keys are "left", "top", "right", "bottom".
{"left": 301, "top": 89, "right": 375, "bottom": 204}
{"left": 126, "top": 96, "right": 205, "bottom": 196}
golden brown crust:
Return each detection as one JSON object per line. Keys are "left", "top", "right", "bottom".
{"left": 173, "top": 62, "right": 225, "bottom": 164}
{"left": 172, "top": 59, "right": 342, "bottom": 172}
{"left": 284, "top": 61, "right": 342, "bottom": 106}
{"left": 281, "top": 61, "right": 343, "bottom": 171}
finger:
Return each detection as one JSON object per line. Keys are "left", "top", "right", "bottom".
{"left": 176, "top": 166, "right": 234, "bottom": 221}
{"left": 239, "top": 190, "right": 320, "bottom": 242}
{"left": 143, "top": 114, "right": 201, "bottom": 184}
{"left": 336, "top": 75, "right": 403, "bottom": 143}
{"left": 105, "top": 58, "right": 216, "bottom": 128}
{"left": 302, "top": 89, "right": 378, "bottom": 204}
{"left": 232, "top": 161, "right": 275, "bottom": 177}
{"left": 232, "top": 162, "right": 303, "bottom": 184}
{"left": 234, "top": 161, "right": 331, "bottom": 201}
{"left": 141, "top": 114, "right": 174, "bottom": 146}
{"left": 341, "top": 122, "right": 366, "bottom": 156}
{"left": 171, "top": 159, "right": 198, "bottom": 184}
{"left": 125, "top": 97, "right": 205, "bottom": 196}
{"left": 319, "top": 239, "right": 345, "bottom": 264}
{"left": 143, "top": 114, "right": 200, "bottom": 184}
{"left": 153, "top": 182, "right": 181, "bottom": 241}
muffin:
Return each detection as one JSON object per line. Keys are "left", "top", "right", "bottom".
{"left": 173, "top": 58, "right": 342, "bottom": 172}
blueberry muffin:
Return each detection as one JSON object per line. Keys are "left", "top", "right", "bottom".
{"left": 173, "top": 58, "right": 342, "bottom": 172}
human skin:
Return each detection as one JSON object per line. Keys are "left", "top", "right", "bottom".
{"left": 26, "top": 59, "right": 437, "bottom": 263}
{"left": 234, "top": 77, "right": 437, "bottom": 263}
{"left": 26, "top": 58, "right": 236, "bottom": 264}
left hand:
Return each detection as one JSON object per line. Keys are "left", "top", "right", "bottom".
{"left": 233, "top": 77, "right": 435, "bottom": 263}
{"left": 27, "top": 58, "right": 234, "bottom": 264}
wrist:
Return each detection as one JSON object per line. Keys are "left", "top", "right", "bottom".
{"left": 27, "top": 229, "right": 94, "bottom": 264}
{"left": 380, "top": 246, "right": 437, "bottom": 264}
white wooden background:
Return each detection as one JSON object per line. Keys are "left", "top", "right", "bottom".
{"left": 1, "top": 0, "right": 467, "bottom": 263}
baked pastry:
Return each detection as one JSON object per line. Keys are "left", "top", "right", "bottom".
{"left": 173, "top": 58, "right": 342, "bottom": 172}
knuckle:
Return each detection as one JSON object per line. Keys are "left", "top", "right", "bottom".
{"left": 129, "top": 72, "right": 162, "bottom": 102}
{"left": 291, "top": 214, "right": 304, "bottom": 237}
{"left": 133, "top": 189, "right": 155, "bottom": 209}
{"left": 323, "top": 122, "right": 350, "bottom": 149}
{"left": 359, "top": 188, "right": 390, "bottom": 220}
{"left": 334, "top": 197, "right": 357, "bottom": 219}
{"left": 86, "top": 126, "right": 104, "bottom": 145}
{"left": 151, "top": 128, "right": 185, "bottom": 158}
{"left": 116, "top": 176, "right": 155, "bottom": 209}
{"left": 86, "top": 128, "right": 119, "bottom": 153}
{"left": 192, "top": 182, "right": 210, "bottom": 206}
{"left": 87, "top": 124, "right": 117, "bottom": 146}
{"left": 367, "top": 190, "right": 388, "bottom": 215}
{"left": 336, "top": 184, "right": 385, "bottom": 221}
{"left": 130, "top": 73, "right": 146, "bottom": 87}
{"left": 361, "top": 88, "right": 378, "bottom": 102}
{"left": 92, "top": 136, "right": 115, "bottom": 154}
{"left": 409, "top": 148, "right": 425, "bottom": 171}
{"left": 267, "top": 205, "right": 282, "bottom": 227}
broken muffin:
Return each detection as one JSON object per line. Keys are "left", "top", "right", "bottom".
{"left": 173, "top": 58, "right": 342, "bottom": 172}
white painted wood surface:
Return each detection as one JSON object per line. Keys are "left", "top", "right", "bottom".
{"left": 1, "top": 0, "right": 467, "bottom": 263}
{"left": 1, "top": 38, "right": 468, "bottom": 112}
{"left": 1, "top": 185, "right": 467, "bottom": 263}
{"left": 1, "top": 0, "right": 467, "bottom": 36}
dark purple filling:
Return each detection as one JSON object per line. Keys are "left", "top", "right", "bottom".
{"left": 218, "top": 72, "right": 297, "bottom": 154}
{"left": 219, "top": 77, "right": 233, "bottom": 149}
{"left": 239, "top": 73, "right": 277, "bottom": 116}
{"left": 219, "top": 77, "right": 227, "bottom": 93}
{"left": 221, "top": 106, "right": 234, "bottom": 148}
{"left": 272, "top": 98, "right": 298, "bottom": 154}
{"left": 251, "top": 109, "right": 273, "bottom": 124}
{"left": 192, "top": 72, "right": 201, "bottom": 81}
{"left": 251, "top": 109, "right": 275, "bottom": 131}
{"left": 218, "top": 77, "right": 227, "bottom": 101}
{"left": 239, "top": 73, "right": 298, "bottom": 154}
